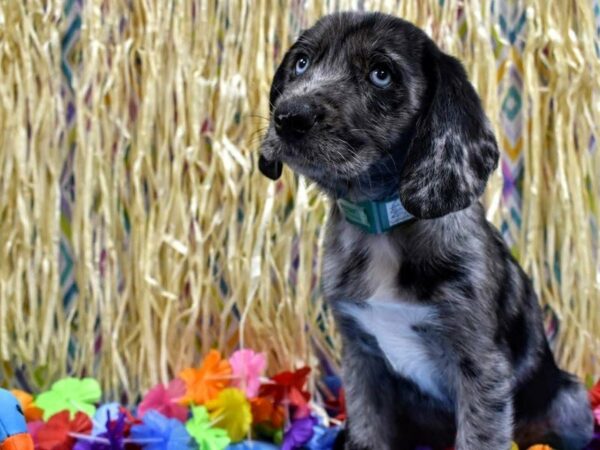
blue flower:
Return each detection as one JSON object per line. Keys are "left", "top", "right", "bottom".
{"left": 130, "top": 410, "right": 194, "bottom": 449}
{"left": 305, "top": 424, "right": 341, "bottom": 450}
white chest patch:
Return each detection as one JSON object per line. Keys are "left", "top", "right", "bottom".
{"left": 342, "top": 300, "right": 444, "bottom": 400}
{"left": 333, "top": 232, "right": 446, "bottom": 400}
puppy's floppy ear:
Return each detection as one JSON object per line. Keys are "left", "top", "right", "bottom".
{"left": 258, "top": 155, "right": 282, "bottom": 180}
{"left": 258, "top": 48, "right": 294, "bottom": 181}
{"left": 398, "top": 41, "right": 499, "bottom": 219}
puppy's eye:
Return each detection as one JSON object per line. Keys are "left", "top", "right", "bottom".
{"left": 369, "top": 66, "right": 392, "bottom": 88}
{"left": 295, "top": 55, "right": 310, "bottom": 75}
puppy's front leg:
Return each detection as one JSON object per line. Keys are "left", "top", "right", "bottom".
{"left": 455, "top": 348, "right": 513, "bottom": 450}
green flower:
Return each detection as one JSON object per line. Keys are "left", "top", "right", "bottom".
{"left": 186, "top": 405, "right": 231, "bottom": 450}
{"left": 36, "top": 378, "right": 102, "bottom": 420}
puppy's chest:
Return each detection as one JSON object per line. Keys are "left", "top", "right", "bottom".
{"left": 325, "top": 231, "right": 450, "bottom": 401}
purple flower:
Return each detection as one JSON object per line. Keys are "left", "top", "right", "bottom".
{"left": 282, "top": 415, "right": 318, "bottom": 450}
{"left": 226, "top": 442, "right": 279, "bottom": 450}
{"left": 74, "top": 410, "right": 126, "bottom": 449}
{"left": 92, "top": 404, "right": 121, "bottom": 435}
{"left": 584, "top": 431, "right": 600, "bottom": 450}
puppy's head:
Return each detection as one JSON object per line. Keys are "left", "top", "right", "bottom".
{"left": 259, "top": 12, "right": 499, "bottom": 219}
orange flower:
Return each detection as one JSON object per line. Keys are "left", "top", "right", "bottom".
{"left": 250, "top": 396, "right": 284, "bottom": 428}
{"left": 179, "top": 349, "right": 232, "bottom": 405}
{"left": 527, "top": 446, "right": 554, "bottom": 450}
{"left": 11, "top": 389, "right": 43, "bottom": 422}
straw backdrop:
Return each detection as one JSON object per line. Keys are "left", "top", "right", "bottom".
{"left": 0, "top": 0, "right": 599, "bottom": 402}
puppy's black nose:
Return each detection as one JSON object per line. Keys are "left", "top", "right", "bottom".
{"left": 274, "top": 100, "right": 316, "bottom": 139}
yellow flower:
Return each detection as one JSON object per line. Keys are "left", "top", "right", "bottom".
{"left": 511, "top": 443, "right": 519, "bottom": 450}
{"left": 206, "top": 388, "right": 252, "bottom": 442}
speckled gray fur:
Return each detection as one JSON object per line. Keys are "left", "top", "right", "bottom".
{"left": 259, "top": 12, "right": 593, "bottom": 450}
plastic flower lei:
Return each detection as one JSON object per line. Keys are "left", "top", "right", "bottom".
{"left": 10, "top": 348, "right": 594, "bottom": 450}
{"left": 206, "top": 388, "right": 252, "bottom": 441}
{"left": 229, "top": 349, "right": 266, "bottom": 398}
{"left": 36, "top": 378, "right": 102, "bottom": 420}
{"left": 179, "top": 350, "right": 233, "bottom": 405}
{"left": 185, "top": 405, "right": 231, "bottom": 450}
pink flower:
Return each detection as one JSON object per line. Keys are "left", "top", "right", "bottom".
{"left": 229, "top": 349, "right": 266, "bottom": 398}
{"left": 137, "top": 378, "right": 188, "bottom": 422}
{"left": 594, "top": 405, "right": 600, "bottom": 425}
{"left": 27, "top": 420, "right": 44, "bottom": 443}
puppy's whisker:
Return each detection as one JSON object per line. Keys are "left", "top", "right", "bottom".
{"left": 249, "top": 130, "right": 269, "bottom": 147}
{"left": 247, "top": 114, "right": 271, "bottom": 122}
{"left": 249, "top": 127, "right": 268, "bottom": 138}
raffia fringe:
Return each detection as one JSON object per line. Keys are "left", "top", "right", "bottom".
{"left": 0, "top": 0, "right": 598, "bottom": 400}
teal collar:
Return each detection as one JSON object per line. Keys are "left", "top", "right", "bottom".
{"left": 336, "top": 195, "right": 414, "bottom": 234}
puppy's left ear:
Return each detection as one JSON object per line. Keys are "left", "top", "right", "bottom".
{"left": 258, "top": 155, "right": 282, "bottom": 180}
{"left": 399, "top": 41, "right": 499, "bottom": 219}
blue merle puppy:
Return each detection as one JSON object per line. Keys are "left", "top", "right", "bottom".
{"left": 258, "top": 11, "right": 594, "bottom": 450}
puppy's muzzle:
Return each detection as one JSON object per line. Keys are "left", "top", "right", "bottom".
{"left": 258, "top": 98, "right": 321, "bottom": 181}
{"left": 274, "top": 99, "right": 318, "bottom": 140}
